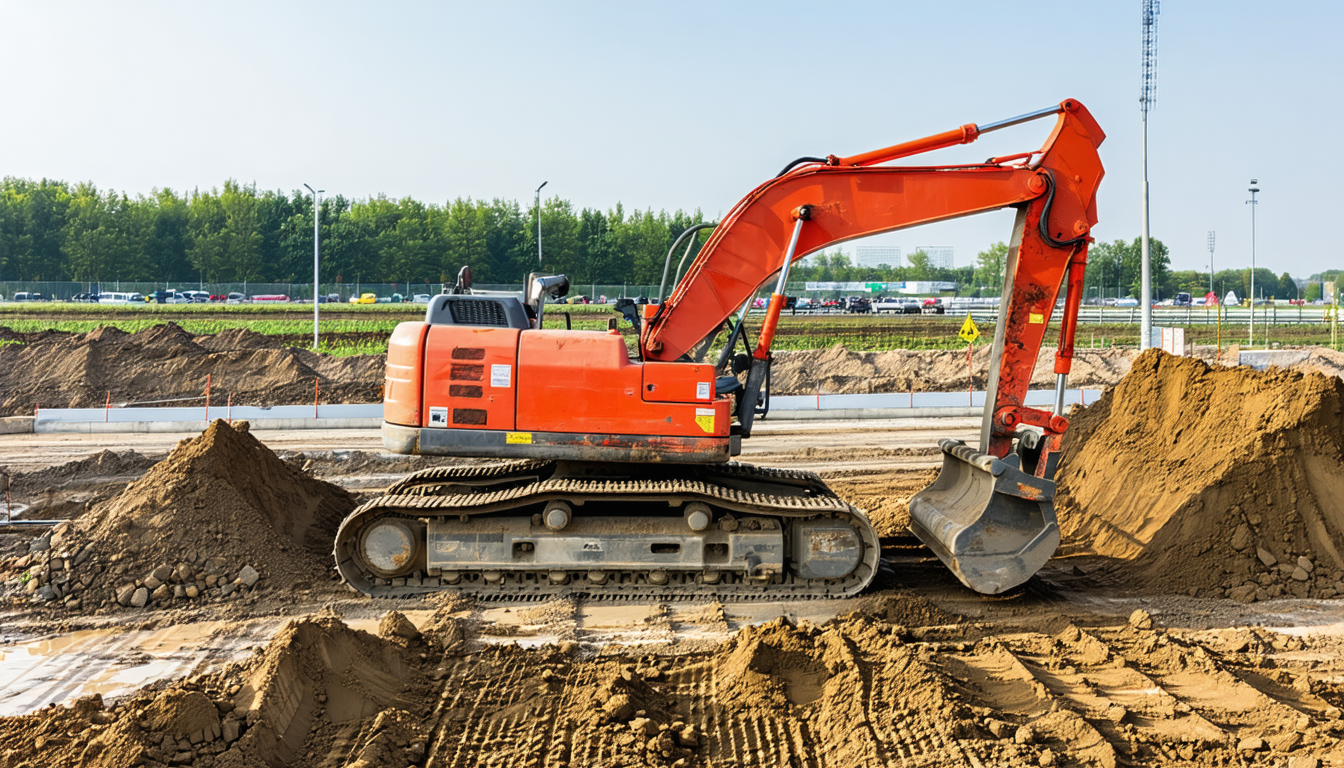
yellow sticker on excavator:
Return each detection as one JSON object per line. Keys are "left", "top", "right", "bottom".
{"left": 505, "top": 432, "right": 532, "bottom": 444}
{"left": 695, "top": 408, "right": 715, "bottom": 433}
{"left": 1029, "top": 312, "right": 1045, "bottom": 324}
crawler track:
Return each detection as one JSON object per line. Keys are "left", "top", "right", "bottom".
{"left": 333, "top": 459, "right": 880, "bottom": 602}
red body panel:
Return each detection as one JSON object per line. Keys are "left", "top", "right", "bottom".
{"left": 516, "top": 330, "right": 730, "bottom": 437}
{"left": 384, "top": 321, "right": 428, "bottom": 427}
{"left": 421, "top": 325, "right": 520, "bottom": 430}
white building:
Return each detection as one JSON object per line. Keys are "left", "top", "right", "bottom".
{"left": 855, "top": 245, "right": 901, "bottom": 269}
{"left": 914, "top": 245, "right": 954, "bottom": 270}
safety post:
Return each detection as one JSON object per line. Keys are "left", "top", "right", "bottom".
{"left": 967, "top": 341, "right": 974, "bottom": 406}
{"left": 104, "top": 391, "right": 110, "bottom": 423}
{"left": 314, "top": 378, "right": 320, "bottom": 418}
{"left": 205, "top": 374, "right": 211, "bottom": 424}
{"left": 227, "top": 393, "right": 232, "bottom": 424}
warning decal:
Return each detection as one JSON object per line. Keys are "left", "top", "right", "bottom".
{"left": 695, "top": 407, "right": 715, "bottom": 433}
{"left": 505, "top": 431, "right": 532, "bottom": 444}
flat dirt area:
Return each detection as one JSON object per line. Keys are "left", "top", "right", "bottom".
{"left": 2, "top": 340, "right": 1344, "bottom": 767}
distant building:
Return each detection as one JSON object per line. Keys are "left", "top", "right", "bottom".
{"left": 914, "top": 245, "right": 954, "bottom": 270}
{"left": 855, "top": 245, "right": 901, "bottom": 269}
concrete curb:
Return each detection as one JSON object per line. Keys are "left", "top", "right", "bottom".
{"left": 33, "top": 417, "right": 383, "bottom": 434}
{"left": 0, "top": 417, "right": 35, "bottom": 435}
{"left": 765, "top": 407, "right": 981, "bottom": 420}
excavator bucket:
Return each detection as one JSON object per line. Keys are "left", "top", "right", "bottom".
{"left": 908, "top": 439, "right": 1060, "bottom": 594}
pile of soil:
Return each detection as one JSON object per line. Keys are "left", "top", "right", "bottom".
{"left": 0, "top": 614, "right": 437, "bottom": 768}
{"left": 1056, "top": 350, "right": 1344, "bottom": 600}
{"left": 0, "top": 323, "right": 381, "bottom": 416}
{"left": 771, "top": 345, "right": 1137, "bottom": 396}
{"left": 0, "top": 420, "right": 355, "bottom": 612}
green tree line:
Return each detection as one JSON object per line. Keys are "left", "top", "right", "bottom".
{"left": 0, "top": 178, "right": 707, "bottom": 287}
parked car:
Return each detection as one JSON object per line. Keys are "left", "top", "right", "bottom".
{"left": 845, "top": 296, "right": 871, "bottom": 313}
{"left": 1115, "top": 298, "right": 1139, "bottom": 307}
{"left": 12, "top": 292, "right": 46, "bottom": 302}
{"left": 251, "top": 294, "right": 289, "bottom": 302}
{"left": 348, "top": 293, "right": 377, "bottom": 304}
{"left": 921, "top": 298, "right": 946, "bottom": 315}
{"left": 872, "top": 296, "right": 904, "bottom": 314}
{"left": 1173, "top": 292, "right": 1192, "bottom": 307}
{"left": 412, "top": 294, "right": 431, "bottom": 304}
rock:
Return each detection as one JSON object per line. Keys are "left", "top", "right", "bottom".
{"left": 220, "top": 583, "right": 235, "bottom": 597}
{"left": 1269, "top": 730, "right": 1302, "bottom": 752}
{"left": 152, "top": 584, "right": 171, "bottom": 601}
{"left": 152, "top": 564, "right": 173, "bottom": 582}
{"left": 1230, "top": 524, "right": 1252, "bottom": 551}
{"left": 675, "top": 725, "right": 699, "bottom": 748}
{"left": 1289, "top": 757, "right": 1320, "bottom": 768}
{"left": 144, "top": 575, "right": 163, "bottom": 591}
{"left": 1014, "top": 725, "right": 1036, "bottom": 745}
{"left": 130, "top": 587, "right": 149, "bottom": 608}
{"left": 602, "top": 693, "right": 634, "bottom": 722}
{"left": 185, "top": 585, "right": 200, "bottom": 598}
{"left": 1257, "top": 546, "right": 1278, "bottom": 567}
{"left": 1297, "top": 556, "right": 1314, "bottom": 573}
{"left": 1128, "top": 609, "right": 1153, "bottom": 630}
{"left": 1292, "top": 567, "right": 1310, "bottom": 582}
{"left": 1228, "top": 584, "right": 1258, "bottom": 603}
{"left": 1039, "top": 748, "right": 1057, "bottom": 767}
{"left": 173, "top": 562, "right": 196, "bottom": 583}
{"left": 174, "top": 585, "right": 185, "bottom": 598}
{"left": 221, "top": 719, "right": 239, "bottom": 744}
{"left": 377, "top": 611, "right": 421, "bottom": 642}
{"left": 1236, "top": 736, "right": 1264, "bottom": 752}
{"left": 629, "top": 717, "right": 658, "bottom": 737}
{"left": 36, "top": 585, "right": 56, "bottom": 601}
{"left": 237, "top": 565, "right": 260, "bottom": 588}
{"left": 116, "top": 584, "right": 137, "bottom": 607}
{"left": 985, "top": 719, "right": 1011, "bottom": 739}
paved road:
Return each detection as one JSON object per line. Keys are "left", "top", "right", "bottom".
{"left": 0, "top": 417, "right": 981, "bottom": 474}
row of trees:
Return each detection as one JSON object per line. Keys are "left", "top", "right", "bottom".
{"left": 0, "top": 178, "right": 707, "bottom": 286}
{"left": 1, "top": 176, "right": 1328, "bottom": 299}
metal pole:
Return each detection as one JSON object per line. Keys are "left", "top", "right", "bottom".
{"left": 304, "top": 183, "right": 324, "bottom": 350}
{"left": 535, "top": 181, "right": 548, "bottom": 266}
{"left": 1247, "top": 181, "right": 1259, "bottom": 347}
{"left": 1140, "top": 111, "right": 1152, "bottom": 350}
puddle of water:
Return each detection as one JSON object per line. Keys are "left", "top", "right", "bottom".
{"left": 0, "top": 619, "right": 280, "bottom": 716}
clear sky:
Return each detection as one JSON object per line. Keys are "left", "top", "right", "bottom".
{"left": 1, "top": 1, "right": 1340, "bottom": 276}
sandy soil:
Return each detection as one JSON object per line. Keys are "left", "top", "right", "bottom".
{"left": 4, "top": 351, "right": 1344, "bottom": 766}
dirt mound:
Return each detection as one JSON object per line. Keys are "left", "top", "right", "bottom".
{"left": 0, "top": 615, "right": 435, "bottom": 768}
{"left": 2, "top": 450, "right": 158, "bottom": 497}
{"left": 3, "top": 420, "right": 355, "bottom": 611}
{"left": 0, "top": 322, "right": 381, "bottom": 415}
{"left": 772, "top": 344, "right": 1136, "bottom": 395}
{"left": 1056, "top": 350, "right": 1344, "bottom": 599}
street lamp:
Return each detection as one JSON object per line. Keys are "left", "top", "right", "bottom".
{"left": 1246, "top": 180, "right": 1259, "bottom": 347}
{"left": 304, "top": 183, "right": 324, "bottom": 351}
{"left": 535, "top": 181, "right": 548, "bottom": 266}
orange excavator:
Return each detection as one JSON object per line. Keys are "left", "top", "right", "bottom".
{"left": 334, "top": 99, "right": 1105, "bottom": 599}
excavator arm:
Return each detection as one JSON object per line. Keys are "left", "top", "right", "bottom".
{"left": 646, "top": 99, "right": 1106, "bottom": 593}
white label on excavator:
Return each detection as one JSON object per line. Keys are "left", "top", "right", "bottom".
{"left": 490, "top": 364, "right": 511, "bottom": 388}
{"left": 697, "top": 381, "right": 711, "bottom": 399}
{"left": 429, "top": 407, "right": 448, "bottom": 427}
{"left": 695, "top": 407, "right": 715, "bottom": 433}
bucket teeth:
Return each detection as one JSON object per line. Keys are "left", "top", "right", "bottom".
{"left": 908, "top": 439, "right": 1060, "bottom": 595}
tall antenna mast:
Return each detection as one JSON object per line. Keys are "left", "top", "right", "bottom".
{"left": 1139, "top": 0, "right": 1159, "bottom": 350}
{"left": 1206, "top": 230, "right": 1215, "bottom": 297}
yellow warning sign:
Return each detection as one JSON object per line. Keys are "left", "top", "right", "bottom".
{"left": 505, "top": 432, "right": 532, "bottom": 445}
{"left": 1029, "top": 312, "right": 1045, "bottom": 324}
{"left": 958, "top": 313, "right": 981, "bottom": 344}
{"left": 695, "top": 407, "right": 715, "bottom": 433}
